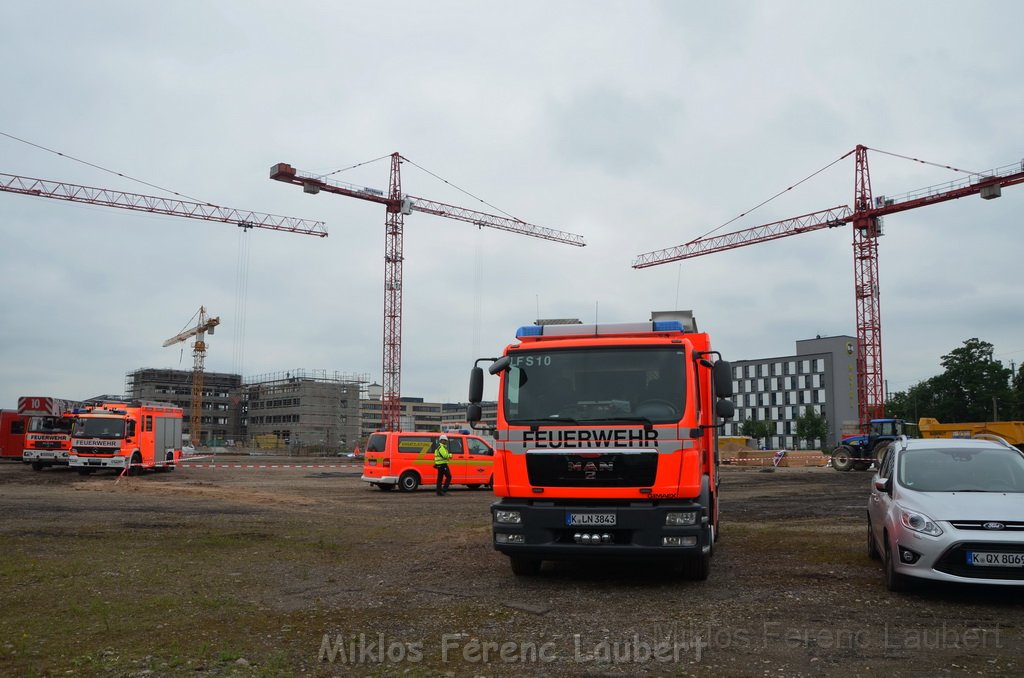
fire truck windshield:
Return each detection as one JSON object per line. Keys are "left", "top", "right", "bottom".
{"left": 28, "top": 416, "right": 73, "bottom": 434}
{"left": 504, "top": 347, "right": 686, "bottom": 425}
{"left": 72, "top": 417, "right": 125, "bottom": 439}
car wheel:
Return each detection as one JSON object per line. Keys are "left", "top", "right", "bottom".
{"left": 867, "top": 516, "right": 880, "bottom": 560}
{"left": 884, "top": 536, "right": 911, "bottom": 592}
{"left": 509, "top": 556, "right": 541, "bottom": 576}
{"left": 831, "top": 446, "right": 854, "bottom": 472}
{"left": 398, "top": 471, "right": 420, "bottom": 492}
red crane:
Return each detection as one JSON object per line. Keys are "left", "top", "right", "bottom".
{"left": 633, "top": 145, "right": 1024, "bottom": 431}
{"left": 1, "top": 170, "right": 327, "bottom": 445}
{"left": 0, "top": 172, "right": 328, "bottom": 237}
{"left": 271, "top": 154, "right": 586, "bottom": 431}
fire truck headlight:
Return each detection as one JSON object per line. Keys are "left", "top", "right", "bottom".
{"left": 495, "top": 533, "right": 524, "bottom": 544}
{"left": 494, "top": 510, "right": 522, "bottom": 524}
{"left": 665, "top": 511, "right": 699, "bottom": 526}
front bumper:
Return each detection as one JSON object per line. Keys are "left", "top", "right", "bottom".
{"left": 23, "top": 449, "right": 69, "bottom": 464}
{"left": 69, "top": 455, "right": 128, "bottom": 469}
{"left": 892, "top": 528, "right": 1024, "bottom": 586}
{"left": 491, "top": 498, "right": 709, "bottom": 560}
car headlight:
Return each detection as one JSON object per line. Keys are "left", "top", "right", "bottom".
{"left": 899, "top": 507, "right": 943, "bottom": 536}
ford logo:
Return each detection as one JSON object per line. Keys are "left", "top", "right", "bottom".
{"left": 982, "top": 522, "right": 1005, "bottom": 530}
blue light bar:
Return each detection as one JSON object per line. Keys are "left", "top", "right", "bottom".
{"left": 516, "top": 325, "right": 544, "bottom": 337}
{"left": 515, "top": 320, "right": 686, "bottom": 339}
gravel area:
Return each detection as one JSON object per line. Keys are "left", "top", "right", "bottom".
{"left": 1, "top": 457, "right": 1022, "bottom": 676}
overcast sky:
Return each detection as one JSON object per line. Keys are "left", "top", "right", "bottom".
{"left": 2, "top": 1, "right": 1022, "bottom": 410}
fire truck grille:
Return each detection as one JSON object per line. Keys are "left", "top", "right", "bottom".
{"left": 526, "top": 452, "right": 658, "bottom": 487}
{"left": 76, "top": 447, "right": 115, "bottom": 456}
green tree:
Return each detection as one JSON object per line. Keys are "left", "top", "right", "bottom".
{"left": 740, "top": 418, "right": 774, "bottom": 448}
{"left": 885, "top": 338, "right": 1014, "bottom": 423}
{"left": 795, "top": 407, "right": 828, "bottom": 450}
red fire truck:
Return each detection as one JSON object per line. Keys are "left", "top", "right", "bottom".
{"left": 468, "top": 319, "right": 734, "bottom": 579}
{"left": 0, "top": 410, "right": 27, "bottom": 461}
{"left": 18, "top": 396, "right": 81, "bottom": 470}
{"left": 68, "top": 401, "right": 183, "bottom": 476}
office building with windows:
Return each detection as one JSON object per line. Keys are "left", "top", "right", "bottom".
{"left": 722, "top": 335, "right": 858, "bottom": 449}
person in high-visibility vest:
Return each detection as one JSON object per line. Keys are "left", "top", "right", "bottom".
{"left": 433, "top": 433, "right": 452, "bottom": 496}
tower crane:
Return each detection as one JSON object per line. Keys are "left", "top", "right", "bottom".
{"left": 0, "top": 172, "right": 328, "bottom": 236}
{"left": 633, "top": 145, "right": 1024, "bottom": 432}
{"left": 2, "top": 170, "right": 326, "bottom": 444}
{"left": 270, "top": 154, "right": 586, "bottom": 432}
{"left": 163, "top": 307, "right": 221, "bottom": 446}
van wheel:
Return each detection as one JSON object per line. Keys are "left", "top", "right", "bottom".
{"left": 509, "top": 556, "right": 541, "bottom": 576}
{"left": 398, "top": 471, "right": 420, "bottom": 492}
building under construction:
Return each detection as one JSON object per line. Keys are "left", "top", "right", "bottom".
{"left": 244, "top": 369, "right": 368, "bottom": 452}
{"left": 125, "top": 368, "right": 242, "bottom": 445}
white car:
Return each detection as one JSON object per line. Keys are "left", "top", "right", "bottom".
{"left": 868, "top": 436, "right": 1024, "bottom": 590}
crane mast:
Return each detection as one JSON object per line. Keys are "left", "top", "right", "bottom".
{"left": 634, "top": 146, "right": 1024, "bottom": 431}
{"left": 271, "top": 153, "right": 586, "bottom": 431}
{"left": 163, "top": 307, "right": 221, "bottom": 446}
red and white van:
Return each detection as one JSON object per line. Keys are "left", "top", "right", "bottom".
{"left": 361, "top": 431, "right": 495, "bottom": 492}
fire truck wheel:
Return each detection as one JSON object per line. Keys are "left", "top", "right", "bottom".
{"left": 398, "top": 471, "right": 420, "bottom": 492}
{"left": 126, "top": 452, "right": 142, "bottom": 477}
{"left": 509, "top": 556, "right": 541, "bottom": 576}
{"left": 160, "top": 451, "right": 176, "bottom": 472}
{"left": 677, "top": 553, "right": 711, "bottom": 581}
{"left": 30, "top": 462, "right": 44, "bottom": 472}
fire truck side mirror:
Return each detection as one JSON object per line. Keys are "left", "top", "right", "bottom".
{"left": 488, "top": 356, "right": 511, "bottom": 375}
{"left": 469, "top": 367, "right": 484, "bottom": 404}
{"left": 713, "top": 360, "right": 733, "bottom": 398}
{"left": 467, "top": 403, "right": 482, "bottom": 424}
{"left": 716, "top": 399, "right": 735, "bottom": 420}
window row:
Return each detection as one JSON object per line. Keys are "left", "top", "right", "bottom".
{"left": 734, "top": 390, "right": 827, "bottom": 407}
{"left": 733, "top": 359, "right": 826, "bottom": 380}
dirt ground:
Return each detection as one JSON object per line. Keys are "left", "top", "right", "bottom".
{"left": 1, "top": 455, "right": 1022, "bottom": 677}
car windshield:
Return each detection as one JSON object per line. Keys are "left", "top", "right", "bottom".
{"left": 898, "top": 446, "right": 1024, "bottom": 492}
{"left": 503, "top": 346, "right": 686, "bottom": 425}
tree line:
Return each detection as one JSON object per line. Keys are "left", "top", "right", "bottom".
{"left": 885, "top": 338, "right": 1020, "bottom": 423}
